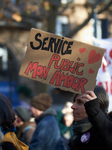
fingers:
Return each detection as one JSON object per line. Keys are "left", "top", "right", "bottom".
{"left": 81, "top": 90, "right": 97, "bottom": 102}
{"left": 85, "top": 91, "right": 97, "bottom": 99}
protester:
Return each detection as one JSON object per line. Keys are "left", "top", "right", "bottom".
{"left": 29, "top": 93, "right": 67, "bottom": 150}
{"left": 69, "top": 85, "right": 112, "bottom": 150}
{"left": 62, "top": 102, "right": 73, "bottom": 114}
{"left": 62, "top": 112, "right": 73, "bottom": 138}
{"left": 14, "top": 105, "right": 36, "bottom": 145}
{"left": 0, "top": 93, "right": 28, "bottom": 150}
{"left": 55, "top": 101, "right": 73, "bottom": 147}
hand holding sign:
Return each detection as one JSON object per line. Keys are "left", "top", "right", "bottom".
{"left": 19, "top": 28, "right": 105, "bottom": 94}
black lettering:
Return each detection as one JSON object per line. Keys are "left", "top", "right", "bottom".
{"left": 66, "top": 42, "right": 73, "bottom": 54}
{"left": 47, "top": 38, "right": 54, "bottom": 53}
{"left": 30, "top": 33, "right": 73, "bottom": 55}
{"left": 54, "top": 39, "right": 61, "bottom": 53}
{"left": 61, "top": 41, "right": 68, "bottom": 55}
{"left": 56, "top": 37, "right": 64, "bottom": 54}
{"left": 42, "top": 37, "right": 48, "bottom": 51}
{"left": 30, "top": 33, "right": 42, "bottom": 50}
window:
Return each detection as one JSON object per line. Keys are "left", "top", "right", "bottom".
{"left": 55, "top": 16, "right": 69, "bottom": 36}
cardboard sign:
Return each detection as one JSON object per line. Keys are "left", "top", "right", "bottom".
{"left": 19, "top": 28, "right": 105, "bottom": 94}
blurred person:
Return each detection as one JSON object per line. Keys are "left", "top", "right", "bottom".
{"left": 69, "top": 85, "right": 112, "bottom": 150}
{"left": 55, "top": 102, "right": 73, "bottom": 142}
{"left": 62, "top": 102, "right": 73, "bottom": 114}
{"left": 0, "top": 93, "right": 28, "bottom": 150}
{"left": 62, "top": 113, "right": 73, "bottom": 139}
{"left": 29, "top": 93, "right": 67, "bottom": 150}
{"left": 14, "top": 105, "right": 36, "bottom": 145}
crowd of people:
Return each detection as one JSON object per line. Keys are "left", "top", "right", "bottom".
{"left": 0, "top": 85, "right": 112, "bottom": 150}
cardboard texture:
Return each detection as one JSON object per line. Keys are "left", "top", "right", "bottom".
{"left": 19, "top": 28, "right": 105, "bottom": 94}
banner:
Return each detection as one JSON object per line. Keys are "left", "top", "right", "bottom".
{"left": 94, "top": 38, "right": 112, "bottom": 111}
{"left": 19, "top": 28, "right": 105, "bottom": 94}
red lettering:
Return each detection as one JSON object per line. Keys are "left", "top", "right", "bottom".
{"left": 48, "top": 54, "right": 84, "bottom": 75}
{"left": 70, "top": 63, "right": 78, "bottom": 73}
{"left": 61, "top": 59, "right": 70, "bottom": 71}
{"left": 68, "top": 61, "right": 74, "bottom": 73}
{"left": 42, "top": 66, "right": 50, "bottom": 79}
{"left": 24, "top": 61, "right": 50, "bottom": 79}
{"left": 71, "top": 77, "right": 81, "bottom": 90}
{"left": 98, "top": 82, "right": 102, "bottom": 87}
{"left": 25, "top": 62, "right": 38, "bottom": 78}
{"left": 59, "top": 72, "right": 68, "bottom": 87}
{"left": 48, "top": 54, "right": 60, "bottom": 66}
{"left": 102, "top": 63, "right": 106, "bottom": 72}
{"left": 97, "top": 81, "right": 112, "bottom": 95}
{"left": 54, "top": 59, "right": 64, "bottom": 69}
{"left": 105, "top": 81, "right": 108, "bottom": 92}
{"left": 37, "top": 66, "right": 43, "bottom": 76}
{"left": 110, "top": 81, "right": 112, "bottom": 94}
{"left": 38, "top": 66, "right": 50, "bottom": 79}
{"left": 75, "top": 78, "right": 88, "bottom": 93}
{"left": 67, "top": 75, "right": 74, "bottom": 88}
{"left": 49, "top": 71, "right": 87, "bottom": 93}
{"left": 76, "top": 64, "right": 84, "bottom": 75}
{"left": 49, "top": 70, "right": 60, "bottom": 85}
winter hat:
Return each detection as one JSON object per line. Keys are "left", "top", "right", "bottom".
{"left": 31, "top": 93, "right": 52, "bottom": 111}
{"left": 14, "top": 106, "right": 31, "bottom": 122}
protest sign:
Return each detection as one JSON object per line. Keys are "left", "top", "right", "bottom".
{"left": 19, "top": 28, "right": 105, "bottom": 94}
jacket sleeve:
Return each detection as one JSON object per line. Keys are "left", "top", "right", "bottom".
{"left": 84, "top": 98, "right": 112, "bottom": 150}
{"left": 22, "top": 126, "right": 35, "bottom": 145}
{"left": 29, "top": 116, "right": 60, "bottom": 150}
{"left": 2, "top": 142, "right": 16, "bottom": 150}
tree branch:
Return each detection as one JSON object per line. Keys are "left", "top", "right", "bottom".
{"left": 66, "top": 0, "right": 112, "bottom": 38}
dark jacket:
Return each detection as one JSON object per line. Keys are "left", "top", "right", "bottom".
{"left": 29, "top": 108, "right": 67, "bottom": 150}
{"left": 69, "top": 98, "right": 112, "bottom": 150}
{"left": 1, "top": 142, "right": 16, "bottom": 150}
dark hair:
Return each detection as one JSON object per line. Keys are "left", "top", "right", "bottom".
{"left": 94, "top": 85, "right": 109, "bottom": 113}
{"left": 0, "top": 94, "right": 15, "bottom": 131}
{"left": 72, "top": 86, "right": 109, "bottom": 113}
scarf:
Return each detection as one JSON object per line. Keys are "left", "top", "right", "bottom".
{"left": 2, "top": 132, "right": 29, "bottom": 150}
{"left": 69, "top": 118, "right": 92, "bottom": 150}
{"left": 1, "top": 125, "right": 29, "bottom": 150}
{"left": 73, "top": 118, "right": 92, "bottom": 135}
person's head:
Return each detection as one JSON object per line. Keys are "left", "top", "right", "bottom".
{"left": 0, "top": 94, "right": 15, "bottom": 131}
{"left": 71, "top": 93, "right": 88, "bottom": 122}
{"left": 63, "top": 113, "right": 73, "bottom": 127}
{"left": 62, "top": 101, "right": 73, "bottom": 114}
{"left": 30, "top": 93, "right": 52, "bottom": 118}
{"left": 71, "top": 85, "right": 109, "bottom": 122}
{"left": 14, "top": 106, "right": 31, "bottom": 127}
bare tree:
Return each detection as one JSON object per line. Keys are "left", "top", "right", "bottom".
{"left": 0, "top": 0, "right": 112, "bottom": 36}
